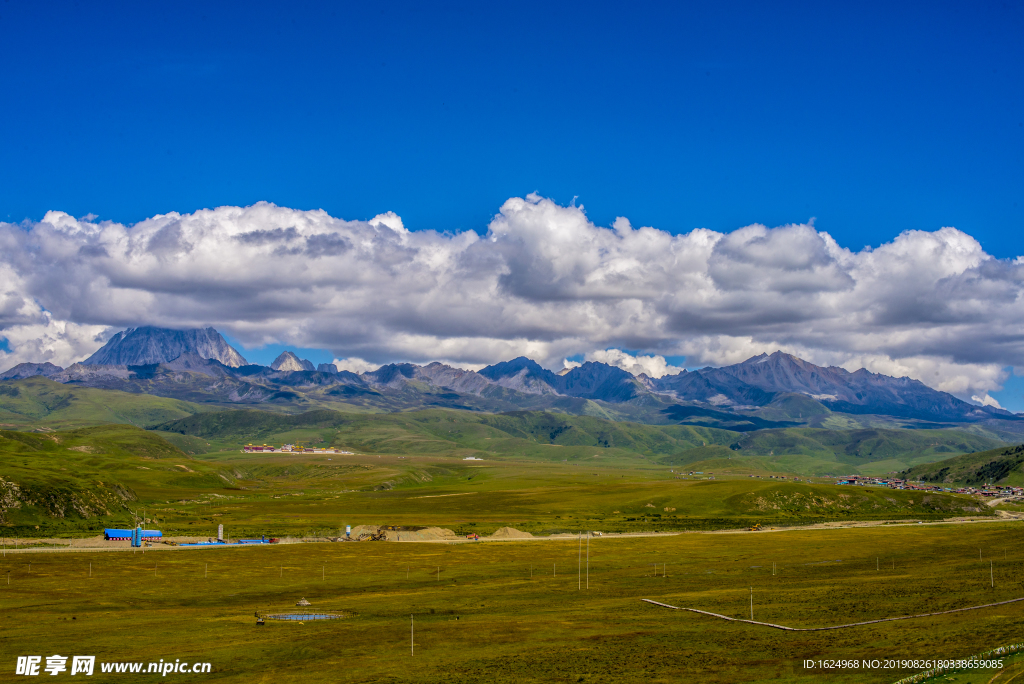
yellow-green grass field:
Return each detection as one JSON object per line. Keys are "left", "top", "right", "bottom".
{"left": 0, "top": 422, "right": 995, "bottom": 538}
{"left": 155, "top": 453, "right": 990, "bottom": 538}
{"left": 0, "top": 378, "right": 208, "bottom": 430}
{"left": 3, "top": 420, "right": 1017, "bottom": 682}
{"left": 2, "top": 522, "right": 1023, "bottom": 682}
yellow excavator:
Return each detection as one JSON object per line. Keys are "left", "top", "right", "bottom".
{"left": 749, "top": 523, "right": 762, "bottom": 531}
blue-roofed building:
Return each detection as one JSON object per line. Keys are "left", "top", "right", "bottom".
{"left": 104, "top": 528, "right": 162, "bottom": 540}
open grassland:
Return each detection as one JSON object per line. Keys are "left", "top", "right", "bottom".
{"left": 0, "top": 377, "right": 208, "bottom": 430}
{"left": 1, "top": 523, "right": 1023, "bottom": 682}
{"left": 0, "top": 378, "right": 1012, "bottom": 478}
{"left": 156, "top": 408, "right": 1008, "bottom": 477}
{"left": 1, "top": 412, "right": 1019, "bottom": 682}
{"left": 135, "top": 462, "right": 989, "bottom": 539}
{"left": 716, "top": 427, "right": 1006, "bottom": 476}
{"left": 0, "top": 423, "right": 993, "bottom": 538}
{"left": 155, "top": 407, "right": 737, "bottom": 462}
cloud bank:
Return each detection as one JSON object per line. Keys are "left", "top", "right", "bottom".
{"left": 1, "top": 194, "right": 1020, "bottom": 404}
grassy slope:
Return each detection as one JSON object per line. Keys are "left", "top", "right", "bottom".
{"left": 0, "top": 418, "right": 992, "bottom": 536}
{"left": 314, "top": 473, "right": 987, "bottom": 536}
{"left": 0, "top": 425, "right": 238, "bottom": 533}
{"left": 156, "top": 408, "right": 1007, "bottom": 477}
{"left": 905, "top": 443, "right": 1024, "bottom": 485}
{"left": 0, "top": 377, "right": 208, "bottom": 429}
{"left": 154, "top": 408, "right": 741, "bottom": 464}
{"left": 747, "top": 391, "right": 832, "bottom": 422}
{"left": 722, "top": 427, "right": 1004, "bottom": 476}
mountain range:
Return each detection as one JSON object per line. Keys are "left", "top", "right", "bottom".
{"left": 1, "top": 326, "right": 1019, "bottom": 433}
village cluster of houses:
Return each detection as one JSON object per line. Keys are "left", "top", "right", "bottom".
{"left": 834, "top": 475, "right": 1024, "bottom": 499}
{"left": 835, "top": 475, "right": 912, "bottom": 488}
{"left": 957, "top": 484, "right": 1024, "bottom": 498}
{"left": 242, "top": 444, "right": 354, "bottom": 454}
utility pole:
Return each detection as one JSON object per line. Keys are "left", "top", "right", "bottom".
{"left": 750, "top": 587, "right": 753, "bottom": 620}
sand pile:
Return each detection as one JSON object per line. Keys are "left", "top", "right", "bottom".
{"left": 388, "top": 527, "right": 458, "bottom": 541}
{"left": 418, "top": 527, "right": 460, "bottom": 540}
{"left": 347, "top": 525, "right": 462, "bottom": 541}
{"left": 489, "top": 526, "right": 533, "bottom": 539}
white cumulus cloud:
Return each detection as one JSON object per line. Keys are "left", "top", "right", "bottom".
{"left": 0, "top": 195, "right": 1021, "bottom": 403}
{"left": 584, "top": 349, "right": 684, "bottom": 378}
{"left": 331, "top": 357, "right": 380, "bottom": 374}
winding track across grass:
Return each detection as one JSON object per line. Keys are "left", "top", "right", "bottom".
{"left": 641, "top": 597, "right": 1024, "bottom": 631}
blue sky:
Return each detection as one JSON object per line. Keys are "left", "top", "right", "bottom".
{"left": 1, "top": 1, "right": 1021, "bottom": 253}
{"left": 1, "top": 1, "right": 1023, "bottom": 408}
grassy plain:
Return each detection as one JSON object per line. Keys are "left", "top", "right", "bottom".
{"left": 157, "top": 407, "right": 1008, "bottom": 477}
{"left": 0, "top": 422, "right": 993, "bottom": 538}
{"left": 1, "top": 404, "right": 1021, "bottom": 682}
{"left": 2, "top": 522, "right": 1023, "bottom": 682}
{"left": 1, "top": 377, "right": 1012, "bottom": 480}
{"left": 0, "top": 377, "right": 207, "bottom": 429}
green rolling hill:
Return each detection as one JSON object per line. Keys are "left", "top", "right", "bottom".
{"left": 717, "top": 427, "right": 1004, "bottom": 475}
{"left": 0, "top": 424, "right": 234, "bottom": 533}
{"left": 153, "top": 408, "right": 740, "bottom": 464}
{"left": 154, "top": 407, "right": 1007, "bottom": 476}
{"left": 0, "top": 377, "right": 208, "bottom": 429}
{"left": 904, "top": 443, "right": 1024, "bottom": 485}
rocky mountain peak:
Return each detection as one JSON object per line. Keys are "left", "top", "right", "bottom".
{"left": 362, "top": 363, "right": 418, "bottom": 387}
{"left": 479, "top": 356, "right": 552, "bottom": 380}
{"left": 270, "top": 351, "right": 315, "bottom": 372}
{"left": 559, "top": 361, "right": 642, "bottom": 401}
{"left": 0, "top": 362, "right": 65, "bottom": 380}
{"left": 82, "top": 326, "right": 247, "bottom": 367}
{"left": 479, "top": 357, "right": 562, "bottom": 395}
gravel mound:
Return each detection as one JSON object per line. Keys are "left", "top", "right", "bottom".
{"left": 348, "top": 525, "right": 459, "bottom": 541}
{"left": 490, "top": 526, "right": 534, "bottom": 539}
{"left": 389, "top": 527, "right": 459, "bottom": 541}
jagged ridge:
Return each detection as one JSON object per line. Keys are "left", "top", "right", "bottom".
{"left": 1, "top": 327, "right": 1018, "bottom": 426}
